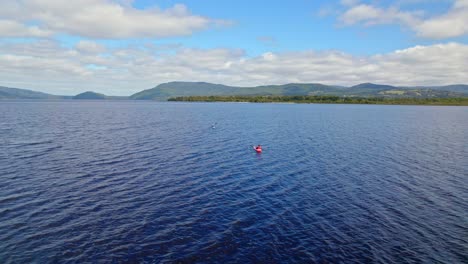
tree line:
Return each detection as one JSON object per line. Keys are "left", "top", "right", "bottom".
{"left": 168, "top": 95, "right": 468, "bottom": 106}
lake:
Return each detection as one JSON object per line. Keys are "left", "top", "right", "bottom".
{"left": 1, "top": 101, "right": 467, "bottom": 263}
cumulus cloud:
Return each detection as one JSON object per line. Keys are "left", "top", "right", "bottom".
{"left": 1, "top": 40, "right": 467, "bottom": 95}
{"left": 415, "top": 1, "right": 468, "bottom": 38}
{"left": 338, "top": 0, "right": 468, "bottom": 39}
{"left": 339, "top": 4, "right": 420, "bottom": 26}
{"left": 0, "top": 0, "right": 225, "bottom": 39}
{"left": 0, "top": 20, "right": 54, "bottom": 38}
{"left": 75, "top": 40, "right": 107, "bottom": 53}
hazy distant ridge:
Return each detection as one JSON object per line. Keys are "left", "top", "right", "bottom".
{"left": 0, "top": 86, "right": 60, "bottom": 99}
{"left": 1, "top": 82, "right": 467, "bottom": 100}
{"left": 73, "top": 91, "right": 107, "bottom": 100}
{"left": 130, "top": 82, "right": 468, "bottom": 100}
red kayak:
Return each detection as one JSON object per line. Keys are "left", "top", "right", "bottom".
{"left": 253, "top": 146, "right": 262, "bottom": 153}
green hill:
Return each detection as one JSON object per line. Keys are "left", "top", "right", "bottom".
{"left": 0, "top": 86, "right": 60, "bottom": 99}
{"left": 130, "top": 82, "right": 241, "bottom": 100}
{"left": 1, "top": 82, "right": 467, "bottom": 100}
{"left": 130, "top": 82, "right": 345, "bottom": 100}
{"left": 348, "top": 83, "right": 399, "bottom": 95}
{"left": 73, "top": 91, "right": 107, "bottom": 99}
{"left": 408, "top": 84, "right": 468, "bottom": 95}
{"left": 130, "top": 82, "right": 467, "bottom": 100}
{"left": 347, "top": 83, "right": 465, "bottom": 98}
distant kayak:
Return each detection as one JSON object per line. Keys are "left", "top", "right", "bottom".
{"left": 253, "top": 146, "right": 262, "bottom": 153}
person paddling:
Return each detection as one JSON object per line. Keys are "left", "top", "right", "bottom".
{"left": 254, "top": 145, "right": 262, "bottom": 153}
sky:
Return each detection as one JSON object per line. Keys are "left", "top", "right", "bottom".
{"left": 1, "top": 0, "right": 468, "bottom": 95}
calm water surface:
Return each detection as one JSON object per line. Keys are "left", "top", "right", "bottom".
{"left": 1, "top": 101, "right": 467, "bottom": 263}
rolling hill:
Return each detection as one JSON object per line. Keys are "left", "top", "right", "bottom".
{"left": 0, "top": 86, "right": 60, "bottom": 99}
{"left": 73, "top": 91, "right": 107, "bottom": 100}
{"left": 407, "top": 84, "right": 468, "bottom": 94}
{"left": 130, "top": 82, "right": 468, "bottom": 100}
{"left": 130, "top": 82, "right": 347, "bottom": 100}
{"left": 1, "top": 82, "right": 467, "bottom": 100}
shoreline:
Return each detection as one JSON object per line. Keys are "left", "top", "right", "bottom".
{"left": 168, "top": 95, "right": 468, "bottom": 106}
{"left": 2, "top": 98, "right": 468, "bottom": 106}
{"left": 171, "top": 101, "right": 468, "bottom": 106}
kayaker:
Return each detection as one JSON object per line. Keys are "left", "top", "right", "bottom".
{"left": 255, "top": 145, "right": 262, "bottom": 152}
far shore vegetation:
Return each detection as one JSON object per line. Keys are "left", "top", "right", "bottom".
{"left": 168, "top": 95, "right": 468, "bottom": 106}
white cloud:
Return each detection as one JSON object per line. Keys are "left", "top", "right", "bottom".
{"left": 340, "top": 4, "right": 382, "bottom": 25}
{"left": 415, "top": 1, "right": 468, "bottom": 38}
{"left": 0, "top": 20, "right": 53, "bottom": 38}
{"left": 261, "top": 52, "right": 277, "bottom": 61}
{"left": 339, "top": 4, "right": 420, "bottom": 27}
{"left": 338, "top": 0, "right": 468, "bottom": 39}
{"left": 0, "top": 0, "right": 225, "bottom": 39}
{"left": 1, "top": 40, "right": 467, "bottom": 95}
{"left": 75, "top": 40, "right": 106, "bottom": 53}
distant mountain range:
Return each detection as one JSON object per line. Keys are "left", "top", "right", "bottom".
{"left": 1, "top": 82, "right": 468, "bottom": 100}
{"left": 130, "top": 82, "right": 468, "bottom": 100}
{"left": 0, "top": 86, "right": 65, "bottom": 99}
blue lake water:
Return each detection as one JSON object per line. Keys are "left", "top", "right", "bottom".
{"left": 1, "top": 101, "right": 467, "bottom": 263}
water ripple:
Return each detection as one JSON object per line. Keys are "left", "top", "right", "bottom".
{"left": 0, "top": 101, "right": 467, "bottom": 263}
